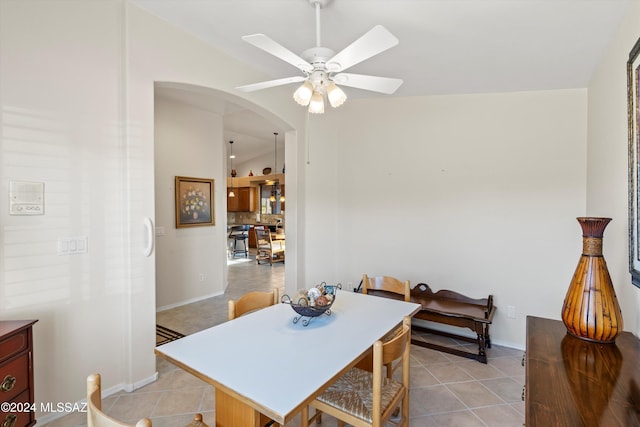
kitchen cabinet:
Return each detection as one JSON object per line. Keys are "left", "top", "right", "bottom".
{"left": 227, "top": 188, "right": 239, "bottom": 212}
{"left": 227, "top": 187, "right": 256, "bottom": 212}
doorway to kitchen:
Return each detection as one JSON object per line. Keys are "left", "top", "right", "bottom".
{"left": 154, "top": 83, "right": 297, "bottom": 339}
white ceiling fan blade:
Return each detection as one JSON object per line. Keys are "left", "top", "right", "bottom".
{"left": 242, "top": 34, "right": 313, "bottom": 73}
{"left": 326, "top": 25, "right": 399, "bottom": 72}
{"left": 236, "top": 76, "right": 306, "bottom": 92}
{"left": 333, "top": 73, "right": 403, "bottom": 94}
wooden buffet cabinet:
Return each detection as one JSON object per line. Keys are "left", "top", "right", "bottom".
{"left": 525, "top": 316, "right": 640, "bottom": 426}
{"left": 0, "top": 320, "right": 38, "bottom": 427}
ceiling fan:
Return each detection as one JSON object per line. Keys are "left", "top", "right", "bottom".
{"left": 235, "top": 0, "right": 403, "bottom": 114}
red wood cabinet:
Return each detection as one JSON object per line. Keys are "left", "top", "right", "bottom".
{"left": 0, "top": 320, "right": 38, "bottom": 427}
{"left": 525, "top": 316, "right": 640, "bottom": 426}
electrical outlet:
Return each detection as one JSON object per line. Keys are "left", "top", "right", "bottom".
{"left": 347, "top": 281, "right": 353, "bottom": 291}
{"left": 507, "top": 305, "right": 516, "bottom": 319}
{"left": 198, "top": 274, "right": 205, "bottom": 282}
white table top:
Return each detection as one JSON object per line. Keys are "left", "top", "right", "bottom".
{"left": 155, "top": 289, "right": 420, "bottom": 424}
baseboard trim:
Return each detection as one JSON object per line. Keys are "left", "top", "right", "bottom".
{"left": 36, "top": 374, "right": 158, "bottom": 425}
{"left": 156, "top": 291, "right": 223, "bottom": 312}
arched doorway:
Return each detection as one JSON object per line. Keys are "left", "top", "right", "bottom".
{"left": 153, "top": 82, "right": 300, "bottom": 337}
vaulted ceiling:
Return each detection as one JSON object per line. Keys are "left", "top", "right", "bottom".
{"left": 140, "top": 0, "right": 631, "bottom": 162}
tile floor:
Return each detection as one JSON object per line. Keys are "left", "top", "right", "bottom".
{"left": 44, "top": 252, "right": 526, "bottom": 427}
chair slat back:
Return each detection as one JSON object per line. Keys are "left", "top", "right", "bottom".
{"left": 87, "top": 374, "right": 152, "bottom": 427}
{"left": 255, "top": 228, "right": 271, "bottom": 246}
{"left": 228, "top": 289, "right": 279, "bottom": 320}
{"left": 362, "top": 274, "right": 411, "bottom": 301}
{"left": 380, "top": 320, "right": 410, "bottom": 366}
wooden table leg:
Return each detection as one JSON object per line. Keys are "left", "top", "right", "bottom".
{"left": 215, "top": 388, "right": 261, "bottom": 427}
{"left": 215, "top": 389, "right": 279, "bottom": 427}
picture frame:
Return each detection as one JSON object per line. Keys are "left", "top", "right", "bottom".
{"left": 627, "top": 36, "right": 640, "bottom": 288}
{"left": 175, "top": 176, "right": 215, "bottom": 228}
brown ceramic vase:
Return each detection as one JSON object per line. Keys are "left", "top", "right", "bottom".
{"left": 561, "top": 217, "right": 623, "bottom": 343}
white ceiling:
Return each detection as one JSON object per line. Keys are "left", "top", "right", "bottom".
{"left": 140, "top": 0, "right": 631, "bottom": 162}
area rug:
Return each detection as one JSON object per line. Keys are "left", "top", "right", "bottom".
{"left": 156, "top": 324, "right": 186, "bottom": 346}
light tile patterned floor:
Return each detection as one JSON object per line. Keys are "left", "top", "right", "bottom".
{"left": 44, "top": 252, "right": 525, "bottom": 426}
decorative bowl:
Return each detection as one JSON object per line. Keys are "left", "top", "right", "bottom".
{"left": 262, "top": 167, "right": 272, "bottom": 175}
{"left": 281, "top": 283, "right": 341, "bottom": 326}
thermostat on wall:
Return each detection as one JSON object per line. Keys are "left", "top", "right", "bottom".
{"left": 10, "top": 180, "right": 44, "bottom": 215}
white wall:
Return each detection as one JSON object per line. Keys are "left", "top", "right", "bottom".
{"left": 235, "top": 150, "right": 286, "bottom": 180}
{"left": 0, "top": 0, "right": 148, "bottom": 414}
{"left": 0, "top": 0, "right": 305, "bottom": 422}
{"left": 154, "top": 95, "right": 225, "bottom": 309}
{"left": 587, "top": 0, "right": 640, "bottom": 336}
{"left": 303, "top": 89, "right": 588, "bottom": 349}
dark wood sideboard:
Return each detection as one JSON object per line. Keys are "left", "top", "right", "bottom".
{"left": 0, "top": 320, "right": 38, "bottom": 427}
{"left": 525, "top": 316, "right": 640, "bottom": 426}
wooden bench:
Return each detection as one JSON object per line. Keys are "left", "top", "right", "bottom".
{"left": 409, "top": 283, "right": 496, "bottom": 363}
{"left": 366, "top": 283, "right": 496, "bottom": 363}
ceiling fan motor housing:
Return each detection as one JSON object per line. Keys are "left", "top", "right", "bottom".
{"left": 301, "top": 47, "right": 338, "bottom": 90}
{"left": 301, "top": 47, "right": 335, "bottom": 68}
{"left": 309, "top": 70, "right": 330, "bottom": 90}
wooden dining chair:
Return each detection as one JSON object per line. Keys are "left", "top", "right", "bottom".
{"left": 88, "top": 373, "right": 152, "bottom": 427}
{"left": 228, "top": 289, "right": 283, "bottom": 427}
{"left": 356, "top": 274, "right": 411, "bottom": 372}
{"left": 228, "top": 289, "right": 279, "bottom": 320}
{"left": 255, "top": 227, "right": 284, "bottom": 265}
{"left": 302, "top": 316, "right": 412, "bottom": 427}
{"left": 361, "top": 274, "right": 410, "bottom": 302}
{"left": 87, "top": 374, "right": 208, "bottom": 427}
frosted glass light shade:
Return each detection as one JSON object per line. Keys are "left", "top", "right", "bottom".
{"left": 326, "top": 83, "right": 346, "bottom": 108}
{"left": 308, "top": 91, "right": 325, "bottom": 114}
{"left": 293, "top": 81, "right": 313, "bottom": 106}
{"left": 228, "top": 189, "right": 235, "bottom": 198}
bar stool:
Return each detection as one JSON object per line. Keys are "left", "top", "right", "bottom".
{"left": 228, "top": 225, "right": 249, "bottom": 258}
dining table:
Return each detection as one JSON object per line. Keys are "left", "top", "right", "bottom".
{"left": 154, "top": 289, "right": 421, "bottom": 426}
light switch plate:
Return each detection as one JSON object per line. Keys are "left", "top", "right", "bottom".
{"left": 57, "top": 237, "right": 88, "bottom": 255}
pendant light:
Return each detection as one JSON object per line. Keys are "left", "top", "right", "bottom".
{"left": 228, "top": 141, "right": 235, "bottom": 198}
{"left": 274, "top": 132, "right": 285, "bottom": 203}
{"left": 269, "top": 132, "right": 278, "bottom": 203}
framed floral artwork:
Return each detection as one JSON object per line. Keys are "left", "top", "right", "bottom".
{"left": 175, "top": 176, "right": 214, "bottom": 228}
{"left": 628, "top": 36, "right": 640, "bottom": 288}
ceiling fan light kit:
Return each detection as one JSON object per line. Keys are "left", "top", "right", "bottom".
{"left": 309, "top": 91, "right": 325, "bottom": 114}
{"left": 326, "top": 82, "right": 346, "bottom": 108}
{"left": 293, "top": 80, "right": 313, "bottom": 106}
{"left": 236, "top": 0, "right": 402, "bottom": 114}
